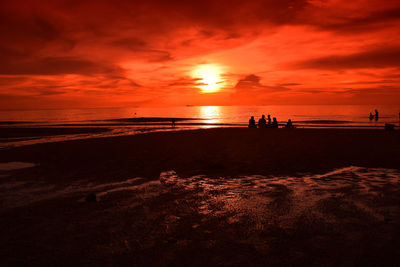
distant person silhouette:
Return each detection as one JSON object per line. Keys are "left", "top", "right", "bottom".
{"left": 248, "top": 116, "right": 256, "bottom": 128}
{"left": 171, "top": 118, "right": 176, "bottom": 127}
{"left": 272, "top": 117, "right": 278, "bottom": 128}
{"left": 285, "top": 119, "right": 294, "bottom": 128}
{"left": 369, "top": 112, "right": 374, "bottom": 120}
{"left": 375, "top": 109, "right": 379, "bottom": 121}
{"left": 267, "top": 114, "right": 272, "bottom": 127}
{"left": 258, "top": 115, "right": 267, "bottom": 128}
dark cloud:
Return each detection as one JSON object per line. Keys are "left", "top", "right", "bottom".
{"left": 1, "top": 0, "right": 399, "bottom": 68}
{"left": 1, "top": 1, "right": 398, "bottom": 60}
{"left": 297, "top": 89, "right": 332, "bottom": 94}
{"left": 0, "top": 5, "right": 75, "bottom": 62}
{"left": 110, "top": 37, "right": 174, "bottom": 62}
{"left": 235, "top": 74, "right": 290, "bottom": 92}
{"left": 129, "top": 0, "right": 310, "bottom": 29}
{"left": 0, "top": 0, "right": 311, "bottom": 51}
{"left": 278, "top": 82, "right": 302, "bottom": 86}
{"left": 0, "top": 10, "right": 60, "bottom": 44}
{"left": 340, "top": 79, "right": 400, "bottom": 85}
{"left": 37, "top": 89, "right": 67, "bottom": 96}
{"left": 298, "top": 85, "right": 400, "bottom": 95}
{"left": 341, "top": 85, "right": 400, "bottom": 95}
{"left": 146, "top": 50, "right": 173, "bottom": 62}
{"left": 0, "top": 56, "right": 121, "bottom": 75}
{"left": 292, "top": 46, "right": 400, "bottom": 70}
{"left": 314, "top": 7, "right": 400, "bottom": 34}
{"left": 0, "top": 76, "right": 28, "bottom": 86}
{"left": 129, "top": 80, "right": 142, "bottom": 87}
{"left": 111, "top": 37, "right": 148, "bottom": 50}
{"left": 235, "top": 74, "right": 261, "bottom": 89}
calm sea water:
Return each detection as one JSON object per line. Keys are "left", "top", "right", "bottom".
{"left": 1, "top": 105, "right": 399, "bottom": 126}
{"left": 1, "top": 105, "right": 400, "bottom": 147}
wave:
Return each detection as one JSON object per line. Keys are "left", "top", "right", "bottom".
{"left": 107, "top": 117, "right": 204, "bottom": 123}
{"left": 295, "top": 120, "right": 353, "bottom": 124}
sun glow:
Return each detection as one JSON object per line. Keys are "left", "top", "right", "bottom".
{"left": 192, "top": 64, "right": 224, "bottom": 93}
{"left": 200, "top": 106, "right": 221, "bottom": 124}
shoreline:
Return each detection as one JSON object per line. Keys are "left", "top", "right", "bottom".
{"left": 0, "top": 126, "right": 111, "bottom": 139}
{"left": 1, "top": 123, "right": 399, "bottom": 149}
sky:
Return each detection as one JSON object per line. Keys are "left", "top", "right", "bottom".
{"left": 1, "top": 0, "right": 400, "bottom": 109}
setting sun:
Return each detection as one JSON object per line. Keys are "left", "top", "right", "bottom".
{"left": 192, "top": 64, "right": 224, "bottom": 93}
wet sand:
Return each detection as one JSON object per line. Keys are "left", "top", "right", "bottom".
{"left": 0, "top": 126, "right": 110, "bottom": 139}
{"left": 0, "top": 128, "right": 400, "bottom": 266}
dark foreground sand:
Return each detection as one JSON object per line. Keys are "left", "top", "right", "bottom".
{"left": 0, "top": 128, "right": 399, "bottom": 266}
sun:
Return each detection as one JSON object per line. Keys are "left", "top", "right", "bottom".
{"left": 192, "top": 64, "right": 224, "bottom": 93}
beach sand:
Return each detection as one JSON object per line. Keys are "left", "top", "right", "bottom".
{"left": 0, "top": 128, "right": 399, "bottom": 266}
{"left": 0, "top": 126, "right": 110, "bottom": 139}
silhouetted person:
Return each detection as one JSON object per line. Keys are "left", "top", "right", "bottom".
{"left": 267, "top": 114, "right": 271, "bottom": 127}
{"left": 171, "top": 118, "right": 176, "bottom": 127}
{"left": 369, "top": 112, "right": 374, "bottom": 120}
{"left": 375, "top": 109, "right": 379, "bottom": 121}
{"left": 272, "top": 117, "right": 278, "bottom": 128}
{"left": 248, "top": 116, "right": 256, "bottom": 128}
{"left": 258, "top": 115, "right": 267, "bottom": 128}
{"left": 285, "top": 119, "right": 294, "bottom": 128}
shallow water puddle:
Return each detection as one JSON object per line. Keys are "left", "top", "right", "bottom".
{"left": 158, "top": 166, "right": 400, "bottom": 228}
{"left": 1, "top": 166, "right": 399, "bottom": 222}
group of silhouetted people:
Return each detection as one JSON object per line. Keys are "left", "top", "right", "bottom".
{"left": 249, "top": 115, "right": 294, "bottom": 129}
{"left": 369, "top": 109, "right": 379, "bottom": 121}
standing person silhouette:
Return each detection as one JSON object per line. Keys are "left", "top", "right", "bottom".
{"left": 267, "top": 114, "right": 272, "bottom": 127}
{"left": 369, "top": 112, "right": 374, "bottom": 120}
{"left": 285, "top": 119, "right": 294, "bottom": 128}
{"left": 272, "top": 117, "right": 278, "bottom": 128}
{"left": 258, "top": 115, "right": 267, "bottom": 128}
{"left": 248, "top": 116, "right": 256, "bottom": 128}
{"left": 375, "top": 109, "right": 379, "bottom": 121}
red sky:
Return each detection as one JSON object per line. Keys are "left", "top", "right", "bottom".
{"left": 1, "top": 0, "right": 400, "bottom": 109}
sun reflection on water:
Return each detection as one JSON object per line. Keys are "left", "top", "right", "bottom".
{"left": 200, "top": 106, "right": 221, "bottom": 124}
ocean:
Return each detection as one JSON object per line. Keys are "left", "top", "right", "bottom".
{"left": 1, "top": 105, "right": 400, "bottom": 126}
{"left": 1, "top": 105, "right": 400, "bottom": 147}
